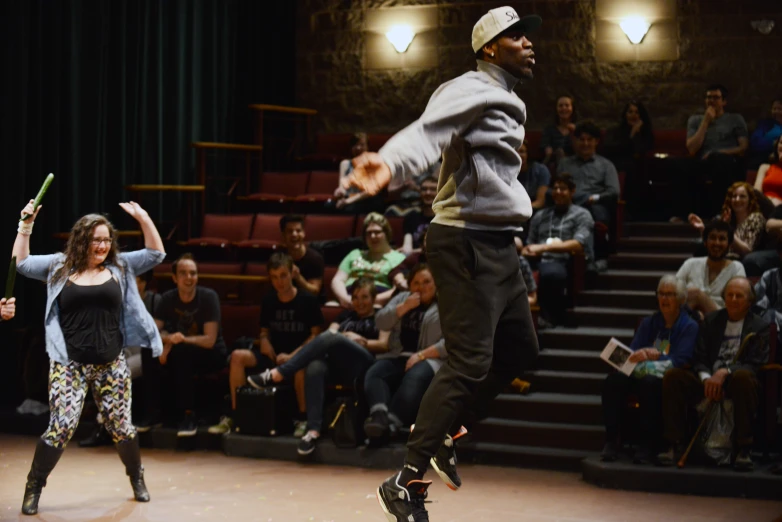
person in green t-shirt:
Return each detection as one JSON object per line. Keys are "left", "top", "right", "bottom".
{"left": 331, "top": 213, "right": 406, "bottom": 309}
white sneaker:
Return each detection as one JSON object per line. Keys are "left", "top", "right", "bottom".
{"left": 208, "top": 416, "right": 234, "bottom": 435}
{"left": 293, "top": 420, "right": 307, "bottom": 438}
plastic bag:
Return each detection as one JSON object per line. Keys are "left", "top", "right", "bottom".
{"left": 632, "top": 359, "right": 672, "bottom": 379}
{"left": 697, "top": 398, "right": 734, "bottom": 466}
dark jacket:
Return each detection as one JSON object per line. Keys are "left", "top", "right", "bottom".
{"left": 630, "top": 307, "right": 698, "bottom": 368}
{"left": 694, "top": 308, "right": 770, "bottom": 376}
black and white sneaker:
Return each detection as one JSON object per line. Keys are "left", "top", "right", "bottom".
{"left": 376, "top": 472, "right": 431, "bottom": 522}
{"left": 430, "top": 425, "right": 467, "bottom": 490}
{"left": 177, "top": 413, "right": 198, "bottom": 437}
{"left": 246, "top": 369, "right": 273, "bottom": 390}
{"left": 297, "top": 432, "right": 318, "bottom": 456}
{"left": 135, "top": 416, "right": 162, "bottom": 434}
{"left": 364, "top": 410, "right": 389, "bottom": 439}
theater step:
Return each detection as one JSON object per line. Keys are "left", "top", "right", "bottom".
{"left": 618, "top": 237, "right": 697, "bottom": 254}
{"left": 463, "top": 441, "right": 597, "bottom": 472}
{"left": 536, "top": 349, "right": 607, "bottom": 373}
{"left": 577, "top": 289, "right": 656, "bottom": 310}
{"left": 538, "top": 326, "right": 634, "bottom": 352}
{"left": 487, "top": 392, "right": 602, "bottom": 425}
{"left": 594, "top": 269, "right": 668, "bottom": 291}
{"left": 609, "top": 252, "right": 690, "bottom": 271}
{"left": 625, "top": 222, "right": 700, "bottom": 239}
{"left": 472, "top": 417, "right": 604, "bottom": 451}
{"left": 523, "top": 370, "right": 606, "bottom": 395}
{"left": 572, "top": 306, "right": 654, "bottom": 329}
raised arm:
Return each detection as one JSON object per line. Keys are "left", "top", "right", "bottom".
{"left": 119, "top": 202, "right": 165, "bottom": 253}
{"left": 12, "top": 199, "right": 41, "bottom": 263}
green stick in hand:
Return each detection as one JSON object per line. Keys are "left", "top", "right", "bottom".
{"left": 5, "top": 256, "right": 16, "bottom": 300}
{"left": 21, "top": 173, "right": 55, "bottom": 221}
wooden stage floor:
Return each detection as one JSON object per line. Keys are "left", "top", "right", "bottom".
{"left": 0, "top": 434, "right": 780, "bottom": 522}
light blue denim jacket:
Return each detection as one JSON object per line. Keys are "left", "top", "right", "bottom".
{"left": 17, "top": 248, "right": 166, "bottom": 364}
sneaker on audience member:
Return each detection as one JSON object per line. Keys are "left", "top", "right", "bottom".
{"left": 208, "top": 416, "right": 234, "bottom": 435}
{"left": 431, "top": 426, "right": 467, "bottom": 490}
{"left": 246, "top": 369, "right": 273, "bottom": 390}
{"left": 177, "top": 412, "right": 198, "bottom": 437}
{"left": 135, "top": 415, "right": 163, "bottom": 433}
{"left": 297, "top": 431, "right": 319, "bottom": 456}
{"left": 293, "top": 420, "right": 307, "bottom": 438}
{"left": 656, "top": 445, "right": 675, "bottom": 466}
{"left": 376, "top": 472, "right": 431, "bottom": 522}
{"left": 364, "top": 410, "right": 390, "bottom": 439}
{"left": 734, "top": 447, "right": 754, "bottom": 471}
{"left": 600, "top": 442, "right": 620, "bottom": 462}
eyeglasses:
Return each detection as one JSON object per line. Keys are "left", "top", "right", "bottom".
{"left": 91, "top": 238, "right": 113, "bottom": 246}
{"left": 657, "top": 291, "right": 677, "bottom": 298}
{"left": 366, "top": 230, "right": 386, "bottom": 237}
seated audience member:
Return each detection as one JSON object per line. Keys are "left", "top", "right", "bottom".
{"left": 676, "top": 220, "right": 745, "bottom": 316}
{"left": 137, "top": 254, "right": 228, "bottom": 437}
{"left": 518, "top": 255, "right": 538, "bottom": 306}
{"left": 688, "top": 182, "right": 766, "bottom": 259}
{"left": 209, "top": 253, "right": 323, "bottom": 436}
{"left": 81, "top": 271, "right": 161, "bottom": 447}
{"left": 331, "top": 213, "right": 406, "bottom": 308}
{"left": 658, "top": 277, "right": 769, "bottom": 470}
{"left": 523, "top": 173, "right": 594, "bottom": 328}
{"left": 246, "top": 278, "right": 389, "bottom": 454}
{"left": 541, "top": 95, "right": 576, "bottom": 170}
{"left": 602, "top": 100, "right": 655, "bottom": 172}
{"left": 363, "top": 264, "right": 446, "bottom": 442}
{"left": 602, "top": 101, "right": 654, "bottom": 216}
{"left": 279, "top": 214, "right": 324, "bottom": 296}
{"left": 517, "top": 140, "right": 550, "bottom": 211}
{"left": 752, "top": 244, "right": 782, "bottom": 346}
{"left": 334, "top": 132, "right": 385, "bottom": 214}
{"left": 386, "top": 161, "right": 442, "bottom": 217}
{"left": 601, "top": 276, "right": 697, "bottom": 464}
{"left": 670, "top": 84, "right": 749, "bottom": 222}
{"left": 557, "top": 121, "right": 620, "bottom": 261}
{"left": 744, "top": 169, "right": 782, "bottom": 277}
{"left": 748, "top": 97, "right": 782, "bottom": 169}
{"left": 753, "top": 137, "right": 782, "bottom": 206}
{"left": 400, "top": 175, "right": 437, "bottom": 256}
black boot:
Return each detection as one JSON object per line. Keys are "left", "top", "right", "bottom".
{"left": 115, "top": 437, "right": 150, "bottom": 502}
{"left": 22, "top": 440, "right": 64, "bottom": 515}
{"left": 78, "top": 424, "right": 112, "bottom": 448}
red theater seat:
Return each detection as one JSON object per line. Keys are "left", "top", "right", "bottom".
{"left": 304, "top": 215, "right": 356, "bottom": 242}
{"left": 247, "top": 172, "right": 309, "bottom": 202}
{"left": 236, "top": 213, "right": 283, "bottom": 250}
{"left": 221, "top": 304, "right": 261, "bottom": 348}
{"left": 186, "top": 214, "right": 254, "bottom": 247}
{"left": 294, "top": 171, "right": 340, "bottom": 203}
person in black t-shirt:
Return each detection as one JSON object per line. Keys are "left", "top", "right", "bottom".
{"left": 212, "top": 253, "right": 323, "bottom": 436}
{"left": 247, "top": 277, "right": 389, "bottom": 455}
{"left": 279, "top": 215, "right": 324, "bottom": 296}
{"left": 400, "top": 176, "right": 437, "bottom": 256}
{"left": 743, "top": 204, "right": 782, "bottom": 276}
{"left": 137, "top": 254, "right": 227, "bottom": 438}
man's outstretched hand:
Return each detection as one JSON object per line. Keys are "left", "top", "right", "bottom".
{"left": 343, "top": 152, "right": 392, "bottom": 196}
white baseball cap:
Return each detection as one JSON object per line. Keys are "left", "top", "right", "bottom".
{"left": 471, "top": 7, "right": 542, "bottom": 53}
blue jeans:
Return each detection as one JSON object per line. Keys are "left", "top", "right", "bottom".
{"left": 364, "top": 357, "right": 435, "bottom": 428}
{"left": 277, "top": 331, "right": 375, "bottom": 432}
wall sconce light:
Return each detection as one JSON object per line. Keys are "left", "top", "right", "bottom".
{"left": 386, "top": 24, "right": 415, "bottom": 53}
{"left": 619, "top": 16, "right": 651, "bottom": 44}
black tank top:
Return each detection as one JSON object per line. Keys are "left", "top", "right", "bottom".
{"left": 58, "top": 277, "right": 123, "bottom": 364}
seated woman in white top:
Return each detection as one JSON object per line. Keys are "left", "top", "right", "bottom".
{"left": 676, "top": 220, "right": 745, "bottom": 317}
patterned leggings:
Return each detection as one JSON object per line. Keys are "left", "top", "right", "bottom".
{"left": 43, "top": 352, "right": 136, "bottom": 449}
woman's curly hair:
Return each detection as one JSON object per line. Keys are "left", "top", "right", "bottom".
{"left": 52, "top": 214, "right": 122, "bottom": 284}
{"left": 720, "top": 182, "right": 759, "bottom": 223}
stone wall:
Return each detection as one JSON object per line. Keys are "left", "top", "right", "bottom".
{"left": 296, "top": 0, "right": 782, "bottom": 134}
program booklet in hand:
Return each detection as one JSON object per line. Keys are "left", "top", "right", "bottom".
{"left": 600, "top": 337, "right": 637, "bottom": 376}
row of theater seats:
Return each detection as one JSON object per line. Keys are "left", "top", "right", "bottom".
{"left": 184, "top": 213, "right": 404, "bottom": 250}
{"left": 243, "top": 170, "right": 340, "bottom": 203}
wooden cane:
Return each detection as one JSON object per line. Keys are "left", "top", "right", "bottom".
{"left": 677, "top": 331, "right": 757, "bottom": 468}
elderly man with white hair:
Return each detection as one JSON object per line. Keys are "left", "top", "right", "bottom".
{"left": 600, "top": 275, "right": 699, "bottom": 464}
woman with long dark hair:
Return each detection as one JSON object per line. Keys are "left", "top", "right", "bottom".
{"left": 541, "top": 95, "right": 577, "bottom": 170}
{"left": 13, "top": 199, "right": 165, "bottom": 515}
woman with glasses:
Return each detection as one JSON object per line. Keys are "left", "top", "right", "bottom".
{"left": 12, "top": 199, "right": 166, "bottom": 515}
{"left": 687, "top": 181, "right": 766, "bottom": 259}
{"left": 330, "top": 213, "right": 406, "bottom": 308}
{"left": 600, "top": 275, "right": 698, "bottom": 464}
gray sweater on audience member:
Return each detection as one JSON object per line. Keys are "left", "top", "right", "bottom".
{"left": 557, "top": 154, "right": 620, "bottom": 204}
{"left": 375, "top": 291, "right": 447, "bottom": 373}
{"left": 378, "top": 60, "right": 532, "bottom": 231}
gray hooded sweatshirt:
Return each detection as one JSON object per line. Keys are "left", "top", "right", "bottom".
{"left": 379, "top": 60, "right": 532, "bottom": 231}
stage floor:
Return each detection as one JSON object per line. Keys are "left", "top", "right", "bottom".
{"left": 1, "top": 434, "right": 780, "bottom": 522}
